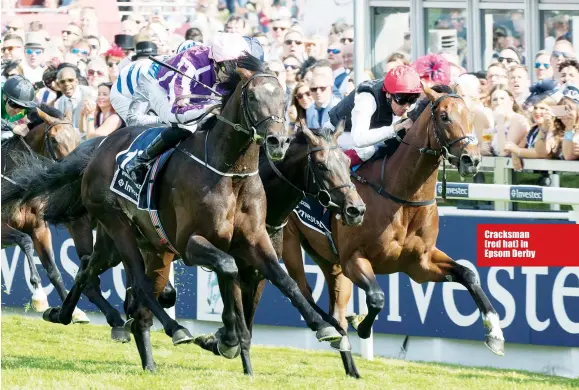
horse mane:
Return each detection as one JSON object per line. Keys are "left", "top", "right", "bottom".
{"left": 294, "top": 126, "right": 333, "bottom": 144}
{"left": 199, "top": 53, "right": 268, "bottom": 132}
{"left": 408, "top": 84, "right": 454, "bottom": 122}
{"left": 36, "top": 104, "right": 65, "bottom": 120}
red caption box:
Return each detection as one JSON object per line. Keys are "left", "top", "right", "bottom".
{"left": 477, "top": 224, "right": 579, "bottom": 267}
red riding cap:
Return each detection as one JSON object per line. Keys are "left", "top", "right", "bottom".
{"left": 382, "top": 65, "right": 422, "bottom": 94}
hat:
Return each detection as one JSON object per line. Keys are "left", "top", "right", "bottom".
{"left": 132, "top": 41, "right": 158, "bottom": 60}
{"left": 523, "top": 80, "right": 561, "bottom": 110}
{"left": 412, "top": 54, "right": 451, "bottom": 85}
{"left": 25, "top": 31, "right": 46, "bottom": 49}
{"left": 561, "top": 84, "right": 579, "bottom": 104}
{"left": 114, "top": 34, "right": 135, "bottom": 50}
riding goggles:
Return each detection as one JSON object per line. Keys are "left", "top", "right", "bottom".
{"left": 392, "top": 93, "right": 420, "bottom": 106}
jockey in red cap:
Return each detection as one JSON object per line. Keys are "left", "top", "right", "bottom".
{"left": 324, "top": 64, "right": 422, "bottom": 165}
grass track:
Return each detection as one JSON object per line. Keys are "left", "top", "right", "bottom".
{"left": 2, "top": 315, "right": 577, "bottom": 390}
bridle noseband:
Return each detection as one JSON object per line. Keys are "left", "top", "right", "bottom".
{"left": 268, "top": 144, "right": 355, "bottom": 209}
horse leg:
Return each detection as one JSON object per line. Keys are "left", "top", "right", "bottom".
{"left": 125, "top": 278, "right": 156, "bottom": 371}
{"left": 185, "top": 235, "right": 241, "bottom": 359}
{"left": 342, "top": 255, "right": 384, "bottom": 340}
{"left": 145, "top": 252, "right": 176, "bottom": 308}
{"left": 1, "top": 223, "right": 47, "bottom": 312}
{"left": 428, "top": 248, "right": 505, "bottom": 356}
{"left": 65, "top": 217, "right": 128, "bottom": 340}
{"left": 238, "top": 266, "right": 265, "bottom": 376}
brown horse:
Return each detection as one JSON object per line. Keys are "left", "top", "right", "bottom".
{"left": 35, "top": 56, "right": 349, "bottom": 372}
{"left": 0, "top": 106, "right": 90, "bottom": 322}
{"left": 280, "top": 86, "right": 505, "bottom": 374}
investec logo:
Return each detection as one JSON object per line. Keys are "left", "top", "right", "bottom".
{"left": 436, "top": 182, "right": 469, "bottom": 198}
{"left": 509, "top": 186, "right": 543, "bottom": 202}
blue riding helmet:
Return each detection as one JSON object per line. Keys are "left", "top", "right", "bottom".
{"left": 243, "top": 36, "right": 265, "bottom": 62}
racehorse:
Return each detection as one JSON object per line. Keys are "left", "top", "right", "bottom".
{"left": 0, "top": 106, "right": 90, "bottom": 322}
{"left": 172, "top": 122, "right": 366, "bottom": 376}
{"left": 279, "top": 85, "right": 505, "bottom": 371}
{"left": 21, "top": 56, "right": 347, "bottom": 371}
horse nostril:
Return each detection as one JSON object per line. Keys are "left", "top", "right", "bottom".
{"left": 266, "top": 136, "right": 281, "bottom": 147}
{"left": 346, "top": 206, "right": 363, "bottom": 217}
{"left": 460, "top": 154, "right": 473, "bottom": 166}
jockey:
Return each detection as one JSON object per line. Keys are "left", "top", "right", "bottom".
{"left": 123, "top": 32, "right": 253, "bottom": 181}
{"left": 325, "top": 65, "right": 422, "bottom": 165}
{"left": 1, "top": 76, "right": 38, "bottom": 140}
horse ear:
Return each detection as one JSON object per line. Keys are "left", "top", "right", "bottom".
{"left": 422, "top": 81, "right": 441, "bottom": 102}
{"left": 236, "top": 67, "right": 253, "bottom": 80}
{"left": 300, "top": 124, "right": 319, "bottom": 145}
{"left": 333, "top": 119, "right": 345, "bottom": 140}
{"left": 36, "top": 107, "right": 54, "bottom": 125}
{"left": 64, "top": 107, "right": 73, "bottom": 122}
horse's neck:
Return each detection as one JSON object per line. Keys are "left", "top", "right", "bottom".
{"left": 263, "top": 146, "right": 308, "bottom": 226}
{"left": 381, "top": 107, "right": 441, "bottom": 203}
{"left": 24, "top": 123, "right": 46, "bottom": 155}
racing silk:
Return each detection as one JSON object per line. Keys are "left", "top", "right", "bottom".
{"left": 115, "top": 59, "right": 154, "bottom": 99}
{"left": 152, "top": 45, "right": 228, "bottom": 116}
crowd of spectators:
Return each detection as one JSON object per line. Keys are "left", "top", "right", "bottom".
{"left": 1, "top": 0, "right": 578, "bottom": 162}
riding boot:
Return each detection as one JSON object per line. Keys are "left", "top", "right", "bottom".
{"left": 125, "top": 125, "right": 190, "bottom": 182}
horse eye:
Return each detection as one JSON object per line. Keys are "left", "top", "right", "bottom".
{"left": 317, "top": 162, "right": 328, "bottom": 171}
{"left": 440, "top": 112, "right": 450, "bottom": 122}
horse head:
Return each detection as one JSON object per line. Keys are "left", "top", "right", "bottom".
{"left": 35, "top": 106, "right": 80, "bottom": 160}
{"left": 423, "top": 84, "right": 481, "bottom": 177}
{"left": 233, "top": 57, "right": 290, "bottom": 161}
{"left": 295, "top": 120, "right": 365, "bottom": 226}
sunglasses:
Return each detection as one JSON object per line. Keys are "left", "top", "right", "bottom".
{"left": 6, "top": 26, "right": 19, "bottom": 31}
{"left": 296, "top": 91, "right": 311, "bottom": 99}
{"left": 392, "top": 93, "right": 420, "bottom": 106}
{"left": 87, "top": 69, "right": 105, "bottom": 77}
{"left": 535, "top": 62, "right": 550, "bottom": 69}
{"left": 62, "top": 30, "right": 80, "bottom": 36}
{"left": 71, "top": 48, "right": 89, "bottom": 56}
{"left": 25, "top": 48, "right": 43, "bottom": 55}
{"left": 284, "top": 39, "right": 302, "bottom": 46}
{"left": 340, "top": 37, "right": 353, "bottom": 44}
{"left": 2, "top": 46, "right": 21, "bottom": 52}
{"left": 310, "top": 86, "right": 328, "bottom": 93}
{"left": 327, "top": 48, "right": 341, "bottom": 55}
{"left": 90, "top": 44, "right": 99, "bottom": 50}
{"left": 58, "top": 78, "right": 77, "bottom": 84}
{"left": 498, "top": 57, "right": 518, "bottom": 64}
{"left": 6, "top": 99, "right": 25, "bottom": 109}
{"left": 272, "top": 26, "right": 288, "bottom": 32}
{"left": 552, "top": 51, "right": 571, "bottom": 58}
{"left": 284, "top": 64, "right": 300, "bottom": 70}
{"left": 107, "top": 62, "right": 118, "bottom": 68}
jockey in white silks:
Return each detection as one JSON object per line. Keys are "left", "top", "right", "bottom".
{"left": 122, "top": 33, "right": 258, "bottom": 181}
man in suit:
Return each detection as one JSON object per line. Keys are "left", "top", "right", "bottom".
{"left": 305, "top": 72, "right": 341, "bottom": 129}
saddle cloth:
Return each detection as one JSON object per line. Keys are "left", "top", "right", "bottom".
{"left": 110, "top": 126, "right": 179, "bottom": 254}
{"left": 292, "top": 197, "right": 339, "bottom": 258}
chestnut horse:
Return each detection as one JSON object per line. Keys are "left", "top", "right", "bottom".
{"left": 281, "top": 86, "right": 505, "bottom": 374}
{"left": 29, "top": 56, "right": 345, "bottom": 371}
{"left": 1, "top": 106, "right": 90, "bottom": 322}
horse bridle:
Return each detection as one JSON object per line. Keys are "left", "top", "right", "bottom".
{"left": 43, "top": 121, "right": 73, "bottom": 161}
{"left": 268, "top": 144, "right": 355, "bottom": 209}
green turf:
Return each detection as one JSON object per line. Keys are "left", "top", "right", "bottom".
{"left": 1, "top": 315, "right": 577, "bottom": 389}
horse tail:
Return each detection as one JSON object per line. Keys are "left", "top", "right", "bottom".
{"left": 1, "top": 137, "right": 103, "bottom": 225}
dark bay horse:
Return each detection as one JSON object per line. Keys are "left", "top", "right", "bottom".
{"left": 178, "top": 123, "right": 366, "bottom": 376}
{"left": 280, "top": 86, "right": 505, "bottom": 371}
{"left": 0, "top": 106, "right": 90, "bottom": 322}
{"left": 30, "top": 56, "right": 345, "bottom": 371}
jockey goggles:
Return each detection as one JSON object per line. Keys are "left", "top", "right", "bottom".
{"left": 391, "top": 93, "right": 420, "bottom": 106}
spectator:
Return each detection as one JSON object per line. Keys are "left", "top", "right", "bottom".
{"left": 253, "top": 32, "right": 270, "bottom": 60}
{"left": 4, "top": 17, "right": 24, "bottom": 37}
{"left": 305, "top": 72, "right": 339, "bottom": 129}
{"left": 185, "top": 27, "right": 204, "bottom": 43}
{"left": 310, "top": 59, "right": 341, "bottom": 98}
{"left": 1, "top": 61, "right": 23, "bottom": 81}
{"left": 54, "top": 65, "right": 94, "bottom": 131}
{"left": 225, "top": 16, "right": 247, "bottom": 35}
{"left": 287, "top": 80, "right": 313, "bottom": 128}
{"left": 81, "top": 82, "right": 124, "bottom": 139}
{"left": 269, "top": 17, "right": 291, "bottom": 59}
{"left": 2, "top": 34, "right": 25, "bottom": 64}
{"left": 85, "top": 35, "right": 101, "bottom": 57}
{"left": 342, "top": 43, "right": 353, "bottom": 72}
{"left": 121, "top": 19, "right": 139, "bottom": 36}
{"left": 35, "top": 65, "right": 59, "bottom": 106}
{"left": 481, "top": 84, "right": 530, "bottom": 156}
{"left": 558, "top": 85, "right": 579, "bottom": 160}
{"left": 86, "top": 58, "right": 108, "bottom": 88}
{"left": 340, "top": 26, "right": 354, "bottom": 45}
{"left": 326, "top": 43, "right": 349, "bottom": 96}
{"left": 550, "top": 39, "right": 575, "bottom": 83}
{"left": 384, "top": 52, "right": 409, "bottom": 74}
{"left": 534, "top": 50, "right": 554, "bottom": 81}
{"left": 282, "top": 29, "right": 305, "bottom": 60}
{"left": 283, "top": 55, "right": 301, "bottom": 93}
{"left": 304, "top": 35, "right": 325, "bottom": 60}
{"left": 508, "top": 65, "right": 530, "bottom": 107}
{"left": 114, "top": 34, "right": 136, "bottom": 58}
{"left": 485, "top": 63, "right": 508, "bottom": 95}
{"left": 328, "top": 21, "right": 349, "bottom": 44}
{"left": 61, "top": 23, "right": 83, "bottom": 50}
{"left": 104, "top": 46, "right": 125, "bottom": 83}
{"left": 498, "top": 47, "right": 522, "bottom": 70}
{"left": 22, "top": 32, "right": 46, "bottom": 84}
{"left": 559, "top": 59, "right": 579, "bottom": 87}
{"left": 455, "top": 73, "right": 493, "bottom": 142}
{"left": 69, "top": 39, "right": 92, "bottom": 71}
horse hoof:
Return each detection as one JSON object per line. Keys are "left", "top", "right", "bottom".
{"left": 42, "top": 307, "right": 60, "bottom": 323}
{"left": 346, "top": 314, "right": 365, "bottom": 331}
{"left": 217, "top": 341, "right": 241, "bottom": 359}
{"left": 485, "top": 335, "right": 505, "bottom": 356}
{"left": 316, "top": 322, "right": 342, "bottom": 342}
{"left": 172, "top": 328, "right": 194, "bottom": 345}
{"left": 111, "top": 326, "right": 131, "bottom": 343}
{"left": 71, "top": 308, "right": 90, "bottom": 324}
{"left": 330, "top": 336, "right": 352, "bottom": 352}
{"left": 31, "top": 289, "right": 49, "bottom": 312}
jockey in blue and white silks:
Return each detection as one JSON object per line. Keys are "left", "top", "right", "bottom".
{"left": 123, "top": 33, "right": 258, "bottom": 182}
